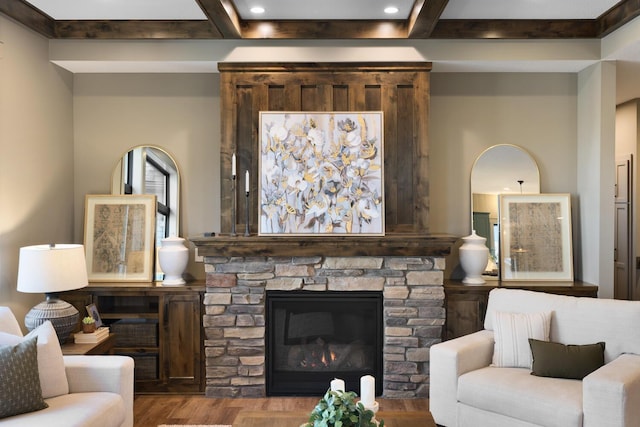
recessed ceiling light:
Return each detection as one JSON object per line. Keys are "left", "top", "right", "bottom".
{"left": 250, "top": 6, "right": 265, "bottom": 14}
{"left": 384, "top": 6, "right": 399, "bottom": 14}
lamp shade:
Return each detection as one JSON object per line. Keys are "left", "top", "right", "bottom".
{"left": 17, "top": 244, "right": 88, "bottom": 294}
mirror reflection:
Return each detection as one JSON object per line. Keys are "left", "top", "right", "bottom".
{"left": 112, "top": 146, "right": 180, "bottom": 250}
{"left": 470, "top": 144, "right": 540, "bottom": 278}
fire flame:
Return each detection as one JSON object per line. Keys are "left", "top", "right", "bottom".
{"left": 297, "top": 348, "right": 340, "bottom": 369}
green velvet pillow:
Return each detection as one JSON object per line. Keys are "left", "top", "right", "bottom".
{"left": 0, "top": 336, "right": 49, "bottom": 419}
{"left": 528, "top": 338, "right": 605, "bottom": 380}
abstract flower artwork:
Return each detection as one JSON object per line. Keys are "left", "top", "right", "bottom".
{"left": 259, "top": 111, "right": 384, "bottom": 235}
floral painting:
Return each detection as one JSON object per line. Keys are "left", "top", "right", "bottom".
{"left": 259, "top": 111, "right": 384, "bottom": 235}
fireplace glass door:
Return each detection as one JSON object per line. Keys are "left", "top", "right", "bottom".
{"left": 266, "top": 290, "right": 383, "bottom": 396}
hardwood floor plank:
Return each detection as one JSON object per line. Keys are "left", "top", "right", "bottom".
{"left": 134, "top": 396, "right": 430, "bottom": 427}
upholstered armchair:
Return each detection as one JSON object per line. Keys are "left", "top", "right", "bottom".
{"left": 429, "top": 289, "right": 640, "bottom": 427}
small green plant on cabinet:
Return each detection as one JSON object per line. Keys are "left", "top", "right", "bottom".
{"left": 81, "top": 316, "right": 97, "bottom": 333}
{"left": 301, "top": 389, "right": 383, "bottom": 427}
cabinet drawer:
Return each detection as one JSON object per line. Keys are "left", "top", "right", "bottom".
{"left": 124, "top": 353, "right": 158, "bottom": 380}
{"left": 112, "top": 319, "right": 158, "bottom": 347}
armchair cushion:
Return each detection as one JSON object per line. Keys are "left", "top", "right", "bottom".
{"left": 64, "top": 355, "right": 135, "bottom": 427}
{"left": 0, "top": 321, "right": 69, "bottom": 398}
{"left": 458, "top": 366, "right": 583, "bottom": 427}
{"left": 0, "top": 337, "right": 48, "bottom": 419}
{"left": 0, "top": 392, "right": 125, "bottom": 427}
{"left": 492, "top": 310, "right": 551, "bottom": 368}
{"left": 529, "top": 339, "right": 605, "bottom": 380}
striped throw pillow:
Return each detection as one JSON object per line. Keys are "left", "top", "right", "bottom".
{"left": 492, "top": 311, "right": 552, "bottom": 369}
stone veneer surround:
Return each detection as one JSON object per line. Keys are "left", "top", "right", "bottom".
{"left": 203, "top": 255, "right": 446, "bottom": 398}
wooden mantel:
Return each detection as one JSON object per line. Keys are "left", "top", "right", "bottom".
{"left": 190, "top": 233, "right": 457, "bottom": 258}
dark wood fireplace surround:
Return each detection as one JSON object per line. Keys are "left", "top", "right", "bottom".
{"left": 190, "top": 62, "right": 461, "bottom": 398}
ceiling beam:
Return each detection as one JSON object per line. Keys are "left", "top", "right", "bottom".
{"left": 598, "top": 0, "right": 640, "bottom": 37}
{"left": 196, "top": 0, "right": 241, "bottom": 38}
{"left": 240, "top": 20, "right": 408, "bottom": 39}
{"left": 430, "top": 19, "right": 599, "bottom": 39}
{"left": 1, "top": 0, "right": 55, "bottom": 38}
{"left": 54, "top": 20, "right": 222, "bottom": 39}
{"left": 408, "top": 0, "right": 450, "bottom": 38}
{"left": 3, "top": 0, "right": 637, "bottom": 40}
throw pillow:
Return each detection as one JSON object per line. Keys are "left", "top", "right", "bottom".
{"left": 492, "top": 310, "right": 551, "bottom": 369}
{"left": 0, "top": 321, "right": 69, "bottom": 398}
{"left": 0, "top": 336, "right": 49, "bottom": 419}
{"left": 529, "top": 339, "right": 605, "bottom": 380}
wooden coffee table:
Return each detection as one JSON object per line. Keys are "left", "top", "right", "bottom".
{"left": 233, "top": 410, "right": 436, "bottom": 427}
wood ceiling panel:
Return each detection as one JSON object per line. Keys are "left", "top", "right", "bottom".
{"left": 430, "top": 19, "right": 599, "bottom": 39}
{"left": 54, "top": 20, "right": 222, "bottom": 39}
{"left": 598, "top": 0, "right": 640, "bottom": 37}
{"left": 1, "top": 0, "right": 55, "bottom": 38}
{"left": 240, "top": 20, "right": 408, "bottom": 39}
{"left": 408, "top": 0, "right": 449, "bottom": 38}
{"left": 196, "top": 0, "right": 240, "bottom": 38}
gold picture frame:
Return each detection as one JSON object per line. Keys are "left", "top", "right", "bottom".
{"left": 499, "top": 193, "right": 573, "bottom": 282}
{"left": 84, "top": 194, "right": 157, "bottom": 282}
{"left": 258, "top": 111, "right": 384, "bottom": 236}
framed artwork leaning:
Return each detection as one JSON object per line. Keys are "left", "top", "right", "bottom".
{"left": 258, "top": 111, "right": 384, "bottom": 236}
{"left": 84, "top": 194, "right": 157, "bottom": 282}
{"left": 499, "top": 193, "right": 574, "bottom": 282}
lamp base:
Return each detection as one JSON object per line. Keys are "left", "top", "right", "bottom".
{"left": 25, "top": 298, "right": 79, "bottom": 344}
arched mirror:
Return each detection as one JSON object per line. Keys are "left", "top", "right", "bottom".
{"left": 111, "top": 146, "right": 180, "bottom": 251}
{"left": 471, "top": 144, "right": 540, "bottom": 278}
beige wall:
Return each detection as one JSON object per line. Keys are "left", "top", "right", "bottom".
{"left": 71, "top": 72, "right": 580, "bottom": 281}
{"left": 0, "top": 14, "right": 615, "bottom": 303}
{"left": 429, "top": 73, "right": 579, "bottom": 279}
{"left": 73, "top": 73, "right": 220, "bottom": 280}
{"left": 0, "top": 15, "right": 75, "bottom": 324}
{"left": 429, "top": 72, "right": 578, "bottom": 236}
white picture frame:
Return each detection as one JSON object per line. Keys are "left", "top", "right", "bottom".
{"left": 258, "top": 111, "right": 384, "bottom": 236}
{"left": 499, "top": 193, "right": 574, "bottom": 282}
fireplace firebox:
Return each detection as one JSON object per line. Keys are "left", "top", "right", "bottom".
{"left": 266, "top": 290, "right": 383, "bottom": 396}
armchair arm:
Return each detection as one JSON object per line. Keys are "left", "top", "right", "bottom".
{"left": 64, "top": 355, "right": 134, "bottom": 427}
{"left": 583, "top": 354, "right": 640, "bottom": 427}
{"left": 429, "top": 330, "right": 494, "bottom": 427}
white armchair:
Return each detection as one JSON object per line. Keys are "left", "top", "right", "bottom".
{"left": 429, "top": 289, "right": 640, "bottom": 427}
{"left": 0, "top": 307, "right": 134, "bottom": 427}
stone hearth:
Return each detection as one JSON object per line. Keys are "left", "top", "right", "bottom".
{"left": 201, "top": 254, "right": 446, "bottom": 398}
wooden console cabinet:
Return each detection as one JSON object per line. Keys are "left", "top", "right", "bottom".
{"left": 63, "top": 283, "right": 205, "bottom": 394}
{"left": 443, "top": 280, "right": 599, "bottom": 340}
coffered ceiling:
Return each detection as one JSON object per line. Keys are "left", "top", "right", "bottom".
{"left": 1, "top": 0, "right": 637, "bottom": 40}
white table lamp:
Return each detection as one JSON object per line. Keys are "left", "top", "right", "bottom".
{"left": 17, "top": 244, "right": 88, "bottom": 343}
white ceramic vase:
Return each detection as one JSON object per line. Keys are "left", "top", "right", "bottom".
{"left": 459, "top": 230, "right": 489, "bottom": 285}
{"left": 158, "top": 236, "right": 188, "bottom": 286}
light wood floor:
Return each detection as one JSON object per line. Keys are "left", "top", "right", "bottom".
{"left": 134, "top": 395, "right": 430, "bottom": 427}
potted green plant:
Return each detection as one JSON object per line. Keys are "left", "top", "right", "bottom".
{"left": 301, "top": 389, "right": 383, "bottom": 427}
{"left": 82, "top": 316, "right": 96, "bottom": 333}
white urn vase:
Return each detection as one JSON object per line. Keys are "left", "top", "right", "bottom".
{"left": 459, "top": 230, "right": 489, "bottom": 285}
{"left": 158, "top": 236, "right": 188, "bottom": 286}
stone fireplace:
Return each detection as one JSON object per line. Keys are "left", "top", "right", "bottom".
{"left": 193, "top": 234, "right": 455, "bottom": 399}
{"left": 191, "top": 61, "right": 451, "bottom": 399}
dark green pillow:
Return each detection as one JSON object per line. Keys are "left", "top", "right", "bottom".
{"left": 0, "top": 336, "right": 48, "bottom": 419}
{"left": 528, "top": 338, "right": 605, "bottom": 380}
